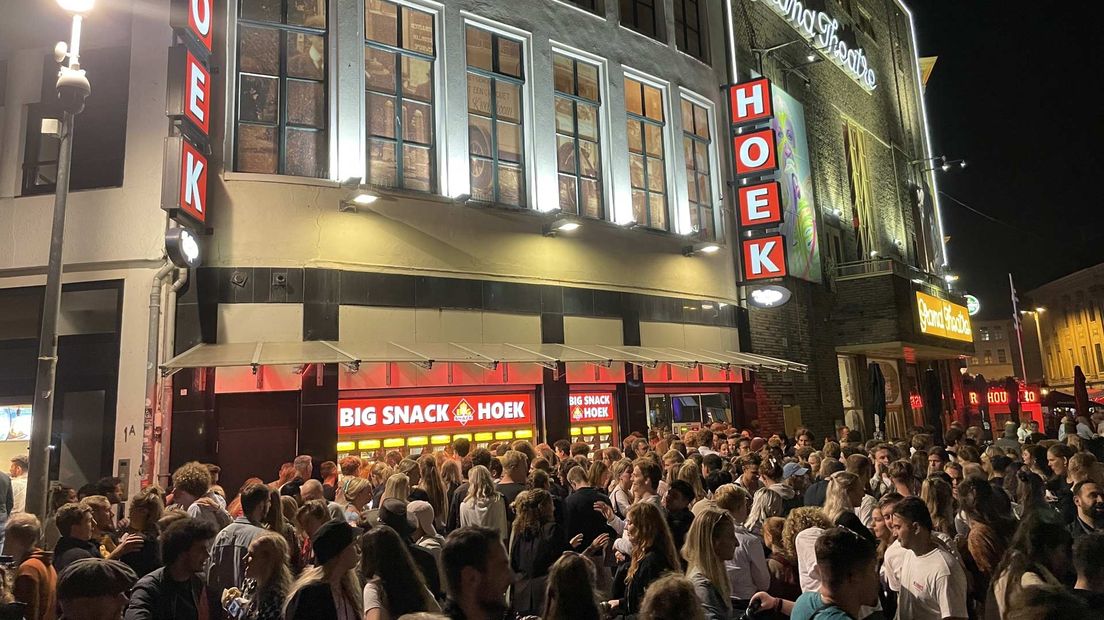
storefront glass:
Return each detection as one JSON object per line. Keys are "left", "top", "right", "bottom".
{"left": 647, "top": 392, "right": 731, "bottom": 434}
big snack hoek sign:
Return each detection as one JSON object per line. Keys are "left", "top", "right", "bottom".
{"left": 338, "top": 393, "right": 534, "bottom": 435}
{"left": 569, "top": 392, "right": 615, "bottom": 423}
{"left": 915, "top": 291, "right": 972, "bottom": 343}
{"left": 751, "top": 0, "right": 878, "bottom": 91}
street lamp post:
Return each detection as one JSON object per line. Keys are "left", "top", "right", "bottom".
{"left": 27, "top": 0, "right": 93, "bottom": 519}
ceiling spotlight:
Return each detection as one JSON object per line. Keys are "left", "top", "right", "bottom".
{"left": 58, "top": 0, "right": 95, "bottom": 13}
{"left": 683, "top": 242, "right": 721, "bottom": 257}
{"left": 1035, "top": 307, "right": 1046, "bottom": 313}
{"left": 543, "top": 218, "right": 581, "bottom": 237}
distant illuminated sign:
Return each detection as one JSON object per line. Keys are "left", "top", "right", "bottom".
{"left": 338, "top": 393, "right": 534, "bottom": 435}
{"left": 964, "top": 294, "right": 980, "bottom": 316}
{"left": 915, "top": 291, "right": 972, "bottom": 342}
{"left": 569, "top": 392, "right": 615, "bottom": 423}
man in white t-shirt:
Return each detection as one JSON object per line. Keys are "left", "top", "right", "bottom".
{"left": 890, "top": 496, "right": 968, "bottom": 620}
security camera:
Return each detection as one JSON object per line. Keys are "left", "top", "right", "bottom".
{"left": 55, "top": 68, "right": 91, "bottom": 115}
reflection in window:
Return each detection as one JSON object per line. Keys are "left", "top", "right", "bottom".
{"left": 625, "top": 77, "right": 667, "bottom": 230}
{"left": 236, "top": 0, "right": 328, "bottom": 177}
{"left": 466, "top": 26, "right": 526, "bottom": 207}
{"left": 553, "top": 53, "right": 602, "bottom": 219}
{"left": 673, "top": 0, "right": 706, "bottom": 61}
{"left": 620, "top": 0, "right": 662, "bottom": 40}
{"left": 681, "top": 98, "right": 714, "bottom": 240}
{"left": 365, "top": 0, "right": 435, "bottom": 192}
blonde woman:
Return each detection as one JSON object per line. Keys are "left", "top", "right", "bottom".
{"left": 459, "top": 465, "right": 508, "bottom": 540}
{"left": 677, "top": 461, "right": 707, "bottom": 503}
{"left": 713, "top": 484, "right": 770, "bottom": 602}
{"left": 682, "top": 507, "right": 737, "bottom": 620}
{"left": 222, "top": 533, "right": 293, "bottom": 620}
{"left": 364, "top": 462, "right": 393, "bottom": 508}
{"left": 609, "top": 459, "right": 634, "bottom": 518}
{"left": 744, "top": 487, "right": 783, "bottom": 535}
{"left": 380, "top": 473, "right": 411, "bottom": 506}
{"left": 341, "top": 478, "right": 372, "bottom": 524}
{"left": 920, "top": 476, "right": 956, "bottom": 537}
{"left": 284, "top": 520, "right": 362, "bottom": 620}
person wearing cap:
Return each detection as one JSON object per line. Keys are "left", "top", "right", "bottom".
{"left": 409, "top": 499, "right": 445, "bottom": 558}
{"left": 759, "top": 459, "right": 799, "bottom": 518}
{"left": 9, "top": 455, "right": 28, "bottom": 514}
{"left": 56, "top": 558, "right": 137, "bottom": 620}
{"left": 284, "top": 520, "right": 362, "bottom": 620}
{"left": 378, "top": 497, "right": 444, "bottom": 600}
{"left": 125, "top": 518, "right": 217, "bottom": 620}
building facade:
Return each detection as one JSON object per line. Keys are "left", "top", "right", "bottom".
{"left": 1026, "top": 263, "right": 1104, "bottom": 394}
{"left": 0, "top": 0, "right": 958, "bottom": 494}
{"left": 729, "top": 0, "right": 971, "bottom": 440}
{"left": 966, "top": 318, "right": 1019, "bottom": 381}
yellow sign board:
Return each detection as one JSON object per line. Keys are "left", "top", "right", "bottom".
{"left": 915, "top": 291, "right": 972, "bottom": 342}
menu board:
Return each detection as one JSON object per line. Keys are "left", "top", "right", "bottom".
{"left": 0, "top": 406, "right": 32, "bottom": 442}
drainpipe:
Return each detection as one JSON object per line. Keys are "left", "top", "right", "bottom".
{"left": 156, "top": 268, "right": 188, "bottom": 487}
{"left": 142, "top": 259, "right": 174, "bottom": 487}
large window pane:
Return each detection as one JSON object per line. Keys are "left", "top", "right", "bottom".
{"left": 236, "top": 0, "right": 328, "bottom": 178}
{"left": 364, "top": 0, "right": 437, "bottom": 192}
{"left": 682, "top": 98, "right": 714, "bottom": 240}
{"left": 553, "top": 53, "right": 603, "bottom": 218}
{"left": 467, "top": 25, "right": 527, "bottom": 206}
{"left": 625, "top": 76, "right": 667, "bottom": 229}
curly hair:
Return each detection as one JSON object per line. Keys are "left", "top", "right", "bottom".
{"left": 171, "top": 461, "right": 211, "bottom": 499}
{"left": 511, "top": 489, "right": 553, "bottom": 538}
{"left": 782, "top": 506, "right": 830, "bottom": 559}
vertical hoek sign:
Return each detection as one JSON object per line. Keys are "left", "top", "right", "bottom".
{"left": 726, "top": 77, "right": 789, "bottom": 282}
{"left": 162, "top": 0, "right": 215, "bottom": 227}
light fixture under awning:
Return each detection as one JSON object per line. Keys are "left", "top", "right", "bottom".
{"left": 162, "top": 340, "right": 807, "bottom": 374}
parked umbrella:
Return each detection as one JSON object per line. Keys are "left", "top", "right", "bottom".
{"left": 1075, "top": 365, "right": 1090, "bottom": 419}
{"left": 1005, "top": 376, "right": 1022, "bottom": 434}
{"left": 869, "top": 362, "right": 887, "bottom": 440}
{"left": 923, "top": 367, "right": 945, "bottom": 445}
{"left": 974, "top": 373, "right": 991, "bottom": 441}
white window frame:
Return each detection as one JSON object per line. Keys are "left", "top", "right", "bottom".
{"left": 677, "top": 87, "right": 722, "bottom": 240}
{"left": 619, "top": 66, "right": 676, "bottom": 232}
{"left": 459, "top": 13, "right": 536, "bottom": 211}
{"left": 549, "top": 41, "right": 613, "bottom": 221}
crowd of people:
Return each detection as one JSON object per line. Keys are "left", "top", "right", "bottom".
{"left": 1, "top": 414, "right": 1103, "bottom": 620}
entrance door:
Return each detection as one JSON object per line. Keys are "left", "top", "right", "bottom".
{"left": 215, "top": 391, "right": 299, "bottom": 498}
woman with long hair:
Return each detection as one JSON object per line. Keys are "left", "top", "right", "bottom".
{"left": 957, "top": 478, "right": 1014, "bottom": 618}
{"left": 510, "top": 489, "right": 584, "bottom": 615}
{"left": 609, "top": 459, "right": 634, "bottom": 519}
{"left": 920, "top": 476, "right": 956, "bottom": 537}
{"left": 606, "top": 501, "right": 680, "bottom": 616}
{"left": 285, "top": 520, "right": 362, "bottom": 620}
{"left": 781, "top": 506, "right": 831, "bottom": 593}
{"left": 1022, "top": 444, "right": 1053, "bottom": 480}
{"left": 380, "top": 473, "right": 411, "bottom": 506}
{"left": 682, "top": 507, "right": 737, "bottom": 620}
{"left": 588, "top": 461, "right": 611, "bottom": 491}
{"left": 440, "top": 459, "right": 462, "bottom": 507}
{"left": 236, "top": 534, "right": 293, "bottom": 620}
{"left": 677, "top": 461, "right": 707, "bottom": 504}
{"left": 1015, "top": 469, "right": 1048, "bottom": 519}
{"left": 459, "top": 465, "right": 508, "bottom": 540}
{"left": 365, "top": 462, "right": 393, "bottom": 509}
{"left": 543, "top": 553, "right": 602, "bottom": 620}
{"left": 822, "top": 471, "right": 873, "bottom": 540}
{"left": 744, "top": 486, "right": 783, "bottom": 535}
{"left": 359, "top": 525, "right": 439, "bottom": 620}
{"left": 416, "top": 455, "right": 448, "bottom": 531}
{"left": 762, "top": 516, "right": 799, "bottom": 601}
{"left": 988, "top": 512, "right": 1074, "bottom": 620}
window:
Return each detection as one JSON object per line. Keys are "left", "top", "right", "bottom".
{"left": 235, "top": 0, "right": 328, "bottom": 178}
{"left": 970, "top": 356, "right": 978, "bottom": 365}
{"left": 1083, "top": 346, "right": 1091, "bottom": 370}
{"left": 681, "top": 98, "right": 714, "bottom": 240}
{"left": 856, "top": 8, "right": 876, "bottom": 41}
{"left": 620, "top": 0, "right": 663, "bottom": 40}
{"left": 365, "top": 0, "right": 436, "bottom": 192}
{"left": 1070, "top": 349, "right": 1076, "bottom": 371}
{"left": 992, "top": 327, "right": 1004, "bottom": 340}
{"left": 843, "top": 121, "right": 875, "bottom": 260}
{"left": 984, "top": 350, "right": 992, "bottom": 364}
{"left": 625, "top": 77, "right": 668, "bottom": 230}
{"left": 997, "top": 349, "right": 1007, "bottom": 364}
{"left": 553, "top": 53, "right": 603, "bottom": 218}
{"left": 22, "top": 47, "right": 130, "bottom": 196}
{"left": 978, "top": 328, "right": 990, "bottom": 341}
{"left": 1047, "top": 352, "right": 1054, "bottom": 377}
{"left": 673, "top": 0, "right": 706, "bottom": 61}
{"left": 466, "top": 26, "right": 526, "bottom": 207}
{"left": 560, "top": 0, "right": 600, "bottom": 13}
{"left": 1096, "top": 344, "right": 1103, "bottom": 370}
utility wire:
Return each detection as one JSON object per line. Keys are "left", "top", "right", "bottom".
{"left": 938, "top": 190, "right": 1056, "bottom": 244}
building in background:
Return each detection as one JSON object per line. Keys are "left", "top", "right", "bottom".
{"left": 1026, "top": 263, "right": 1104, "bottom": 396}
{"left": 966, "top": 319, "right": 1020, "bottom": 380}
{"left": 729, "top": 0, "right": 971, "bottom": 440}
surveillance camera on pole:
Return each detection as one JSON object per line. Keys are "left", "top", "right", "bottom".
{"left": 27, "top": 0, "right": 94, "bottom": 519}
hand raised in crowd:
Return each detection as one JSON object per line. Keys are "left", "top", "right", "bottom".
{"left": 593, "top": 500, "right": 614, "bottom": 521}
{"left": 569, "top": 533, "right": 585, "bottom": 548}
{"left": 587, "top": 532, "right": 610, "bottom": 555}
{"left": 108, "top": 532, "right": 144, "bottom": 558}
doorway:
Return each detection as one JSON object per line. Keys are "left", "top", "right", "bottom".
{"left": 215, "top": 391, "right": 299, "bottom": 498}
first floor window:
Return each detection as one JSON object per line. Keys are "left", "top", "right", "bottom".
{"left": 553, "top": 53, "right": 603, "bottom": 218}
{"left": 365, "top": 0, "right": 436, "bottom": 191}
{"left": 681, "top": 97, "right": 714, "bottom": 240}
{"left": 620, "top": 0, "right": 662, "bottom": 40}
{"left": 235, "top": 0, "right": 328, "bottom": 178}
{"left": 466, "top": 25, "right": 526, "bottom": 207}
{"left": 625, "top": 77, "right": 667, "bottom": 230}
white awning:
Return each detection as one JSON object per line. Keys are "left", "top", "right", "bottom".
{"left": 162, "top": 341, "right": 807, "bottom": 374}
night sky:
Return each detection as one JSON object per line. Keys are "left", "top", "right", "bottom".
{"left": 910, "top": 3, "right": 1104, "bottom": 319}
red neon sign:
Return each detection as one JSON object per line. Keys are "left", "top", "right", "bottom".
{"left": 338, "top": 393, "right": 534, "bottom": 435}
{"left": 569, "top": 392, "right": 615, "bottom": 423}
{"left": 968, "top": 387, "right": 1040, "bottom": 406}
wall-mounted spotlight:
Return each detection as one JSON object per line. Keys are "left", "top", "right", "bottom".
{"left": 748, "top": 284, "right": 792, "bottom": 308}
{"left": 339, "top": 190, "right": 380, "bottom": 212}
{"left": 543, "top": 218, "right": 581, "bottom": 237}
{"left": 683, "top": 241, "right": 721, "bottom": 257}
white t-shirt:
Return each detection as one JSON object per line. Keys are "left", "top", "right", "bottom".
{"left": 882, "top": 539, "right": 907, "bottom": 592}
{"left": 795, "top": 526, "right": 823, "bottom": 592}
{"left": 895, "top": 545, "right": 968, "bottom": 620}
